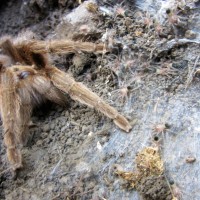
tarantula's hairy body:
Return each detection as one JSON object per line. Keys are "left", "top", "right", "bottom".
{"left": 0, "top": 34, "right": 132, "bottom": 171}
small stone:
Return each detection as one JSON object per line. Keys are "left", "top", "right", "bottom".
{"left": 36, "top": 140, "right": 43, "bottom": 146}
{"left": 186, "top": 156, "right": 196, "bottom": 163}
{"left": 87, "top": 181, "right": 96, "bottom": 190}
{"left": 49, "top": 130, "right": 54, "bottom": 136}
{"left": 81, "top": 125, "right": 88, "bottom": 132}
{"left": 185, "top": 30, "right": 197, "bottom": 39}
{"left": 125, "top": 17, "right": 132, "bottom": 27}
{"left": 42, "top": 124, "right": 50, "bottom": 132}
{"left": 66, "top": 138, "right": 73, "bottom": 145}
{"left": 65, "top": 111, "right": 69, "bottom": 116}
{"left": 101, "top": 136, "right": 108, "bottom": 143}
{"left": 50, "top": 123, "right": 56, "bottom": 130}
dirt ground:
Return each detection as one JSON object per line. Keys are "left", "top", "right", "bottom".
{"left": 0, "top": 0, "right": 200, "bottom": 199}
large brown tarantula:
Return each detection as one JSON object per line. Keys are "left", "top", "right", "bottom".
{"left": 0, "top": 33, "right": 132, "bottom": 171}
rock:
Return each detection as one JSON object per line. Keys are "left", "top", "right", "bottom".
{"left": 42, "top": 124, "right": 50, "bottom": 132}
{"left": 63, "top": 0, "right": 97, "bottom": 25}
{"left": 66, "top": 137, "right": 73, "bottom": 145}
{"left": 54, "top": 0, "right": 98, "bottom": 39}
{"left": 50, "top": 122, "right": 56, "bottom": 130}
{"left": 185, "top": 30, "right": 197, "bottom": 39}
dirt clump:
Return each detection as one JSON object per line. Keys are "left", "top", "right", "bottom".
{"left": 137, "top": 175, "right": 172, "bottom": 200}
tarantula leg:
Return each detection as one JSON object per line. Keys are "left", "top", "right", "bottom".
{"left": 0, "top": 38, "right": 49, "bottom": 68}
{"left": 15, "top": 103, "right": 32, "bottom": 146}
{"left": 19, "top": 40, "right": 108, "bottom": 55}
{"left": 70, "top": 82, "right": 132, "bottom": 132}
{"left": 4, "top": 132, "right": 22, "bottom": 170}
{"left": 0, "top": 70, "right": 23, "bottom": 170}
{"left": 48, "top": 67, "right": 132, "bottom": 132}
{"left": 1, "top": 39, "right": 25, "bottom": 64}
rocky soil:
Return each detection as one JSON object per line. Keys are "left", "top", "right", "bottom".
{"left": 0, "top": 0, "right": 200, "bottom": 199}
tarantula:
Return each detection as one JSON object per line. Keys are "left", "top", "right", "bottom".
{"left": 0, "top": 33, "right": 132, "bottom": 171}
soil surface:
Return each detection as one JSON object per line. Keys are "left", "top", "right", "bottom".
{"left": 1, "top": 0, "right": 200, "bottom": 199}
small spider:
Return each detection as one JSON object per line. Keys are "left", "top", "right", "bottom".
{"left": 111, "top": 74, "right": 143, "bottom": 105}
{"left": 143, "top": 12, "right": 153, "bottom": 29}
{"left": 152, "top": 123, "right": 168, "bottom": 134}
{"left": 111, "top": 86, "right": 130, "bottom": 104}
{"left": 166, "top": 8, "right": 188, "bottom": 28}
{"left": 166, "top": 8, "right": 180, "bottom": 25}
{"left": 154, "top": 21, "right": 165, "bottom": 37}
{"left": 115, "top": 6, "right": 126, "bottom": 17}
{"left": 135, "top": 11, "right": 153, "bottom": 28}
{"left": 0, "top": 33, "right": 132, "bottom": 172}
{"left": 154, "top": 62, "right": 179, "bottom": 78}
{"left": 171, "top": 184, "right": 182, "bottom": 200}
{"left": 151, "top": 120, "right": 170, "bottom": 147}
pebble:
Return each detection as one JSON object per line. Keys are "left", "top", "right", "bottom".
{"left": 49, "top": 130, "right": 55, "bottom": 136}
{"left": 66, "top": 138, "right": 73, "bottom": 145}
{"left": 50, "top": 123, "right": 56, "bottom": 130}
{"left": 36, "top": 140, "right": 43, "bottom": 146}
{"left": 87, "top": 181, "right": 96, "bottom": 190}
{"left": 42, "top": 124, "right": 50, "bottom": 132}
{"left": 81, "top": 125, "right": 88, "bottom": 132}
{"left": 185, "top": 30, "right": 197, "bottom": 39}
{"left": 101, "top": 136, "right": 108, "bottom": 143}
{"left": 54, "top": 125, "right": 60, "bottom": 132}
{"left": 65, "top": 111, "right": 69, "bottom": 116}
{"left": 186, "top": 156, "right": 196, "bottom": 163}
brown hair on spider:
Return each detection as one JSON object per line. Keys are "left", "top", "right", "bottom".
{"left": 0, "top": 33, "right": 132, "bottom": 173}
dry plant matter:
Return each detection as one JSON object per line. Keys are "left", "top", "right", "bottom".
{"left": 116, "top": 147, "right": 164, "bottom": 188}
{"left": 0, "top": 34, "right": 132, "bottom": 172}
{"left": 116, "top": 147, "right": 174, "bottom": 200}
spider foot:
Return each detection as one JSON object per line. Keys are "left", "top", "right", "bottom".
{"left": 7, "top": 147, "right": 23, "bottom": 171}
